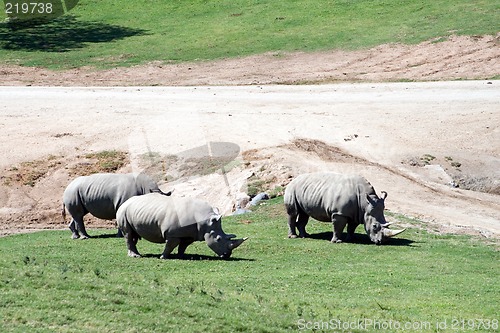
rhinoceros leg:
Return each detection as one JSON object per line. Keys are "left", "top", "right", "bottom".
{"left": 287, "top": 213, "right": 298, "bottom": 238}
{"left": 124, "top": 228, "right": 141, "bottom": 258}
{"left": 345, "top": 222, "right": 358, "bottom": 242}
{"left": 331, "top": 215, "right": 347, "bottom": 243}
{"left": 68, "top": 219, "right": 80, "bottom": 239}
{"left": 296, "top": 213, "right": 310, "bottom": 238}
{"left": 177, "top": 238, "right": 195, "bottom": 257}
{"left": 160, "top": 238, "right": 181, "bottom": 259}
{"left": 69, "top": 215, "right": 90, "bottom": 240}
{"left": 65, "top": 202, "right": 91, "bottom": 239}
{"left": 74, "top": 217, "right": 91, "bottom": 240}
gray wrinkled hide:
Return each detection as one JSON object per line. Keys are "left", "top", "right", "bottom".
{"left": 116, "top": 193, "right": 246, "bottom": 259}
{"left": 62, "top": 173, "right": 163, "bottom": 239}
{"left": 284, "top": 172, "right": 390, "bottom": 244}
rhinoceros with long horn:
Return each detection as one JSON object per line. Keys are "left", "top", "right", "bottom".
{"left": 62, "top": 173, "right": 171, "bottom": 239}
{"left": 116, "top": 193, "right": 247, "bottom": 259}
{"left": 284, "top": 172, "right": 405, "bottom": 245}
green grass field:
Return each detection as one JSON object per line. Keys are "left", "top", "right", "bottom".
{"left": 0, "top": 198, "right": 498, "bottom": 332}
{"left": 0, "top": 0, "right": 499, "bottom": 69}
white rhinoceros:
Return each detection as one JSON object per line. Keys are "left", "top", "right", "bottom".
{"left": 116, "top": 193, "right": 247, "bottom": 259}
{"left": 284, "top": 172, "right": 405, "bottom": 245}
{"left": 62, "top": 173, "right": 171, "bottom": 239}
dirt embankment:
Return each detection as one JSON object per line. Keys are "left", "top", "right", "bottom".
{"left": 0, "top": 34, "right": 498, "bottom": 86}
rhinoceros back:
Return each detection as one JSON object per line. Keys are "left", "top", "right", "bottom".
{"left": 117, "top": 194, "right": 215, "bottom": 243}
{"left": 63, "top": 173, "right": 140, "bottom": 220}
{"left": 284, "top": 173, "right": 374, "bottom": 222}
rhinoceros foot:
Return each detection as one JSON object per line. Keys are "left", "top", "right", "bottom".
{"left": 330, "top": 236, "right": 343, "bottom": 243}
{"left": 127, "top": 250, "right": 141, "bottom": 258}
{"left": 79, "top": 235, "right": 90, "bottom": 240}
{"left": 288, "top": 234, "right": 298, "bottom": 239}
{"left": 71, "top": 233, "right": 80, "bottom": 239}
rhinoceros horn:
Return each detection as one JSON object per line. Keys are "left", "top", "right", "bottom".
{"left": 228, "top": 237, "right": 248, "bottom": 250}
{"left": 382, "top": 227, "right": 406, "bottom": 238}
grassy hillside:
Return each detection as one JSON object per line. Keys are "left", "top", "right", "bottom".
{"left": 0, "top": 198, "right": 498, "bottom": 332}
{"left": 0, "top": 0, "right": 498, "bottom": 69}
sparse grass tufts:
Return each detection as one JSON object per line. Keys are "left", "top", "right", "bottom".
{"left": 1, "top": 150, "right": 128, "bottom": 187}
{"left": 1, "top": 156, "right": 63, "bottom": 186}
{"left": 83, "top": 150, "right": 128, "bottom": 173}
{"left": 420, "top": 154, "right": 436, "bottom": 165}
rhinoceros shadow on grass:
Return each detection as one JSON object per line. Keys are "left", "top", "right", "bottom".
{"left": 133, "top": 253, "right": 254, "bottom": 261}
{"left": 308, "top": 231, "right": 414, "bottom": 246}
{"left": 91, "top": 233, "right": 121, "bottom": 239}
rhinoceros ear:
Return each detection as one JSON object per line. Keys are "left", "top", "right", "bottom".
{"left": 380, "top": 191, "right": 388, "bottom": 200}
{"left": 366, "top": 194, "right": 377, "bottom": 207}
{"left": 150, "top": 188, "right": 173, "bottom": 196}
{"left": 213, "top": 207, "right": 220, "bottom": 215}
{"left": 208, "top": 214, "right": 221, "bottom": 226}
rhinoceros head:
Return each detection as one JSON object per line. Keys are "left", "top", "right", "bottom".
{"left": 135, "top": 173, "right": 172, "bottom": 196}
{"left": 364, "top": 191, "right": 405, "bottom": 245}
{"left": 203, "top": 210, "right": 247, "bottom": 258}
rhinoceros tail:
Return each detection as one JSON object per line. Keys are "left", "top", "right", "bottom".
{"left": 62, "top": 203, "right": 66, "bottom": 222}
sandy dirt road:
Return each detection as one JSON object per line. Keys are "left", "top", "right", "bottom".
{"left": 0, "top": 81, "right": 499, "bottom": 237}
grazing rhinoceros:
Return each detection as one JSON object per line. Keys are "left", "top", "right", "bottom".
{"left": 284, "top": 172, "right": 405, "bottom": 245}
{"left": 116, "top": 193, "right": 248, "bottom": 259}
{"left": 62, "top": 173, "right": 171, "bottom": 239}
